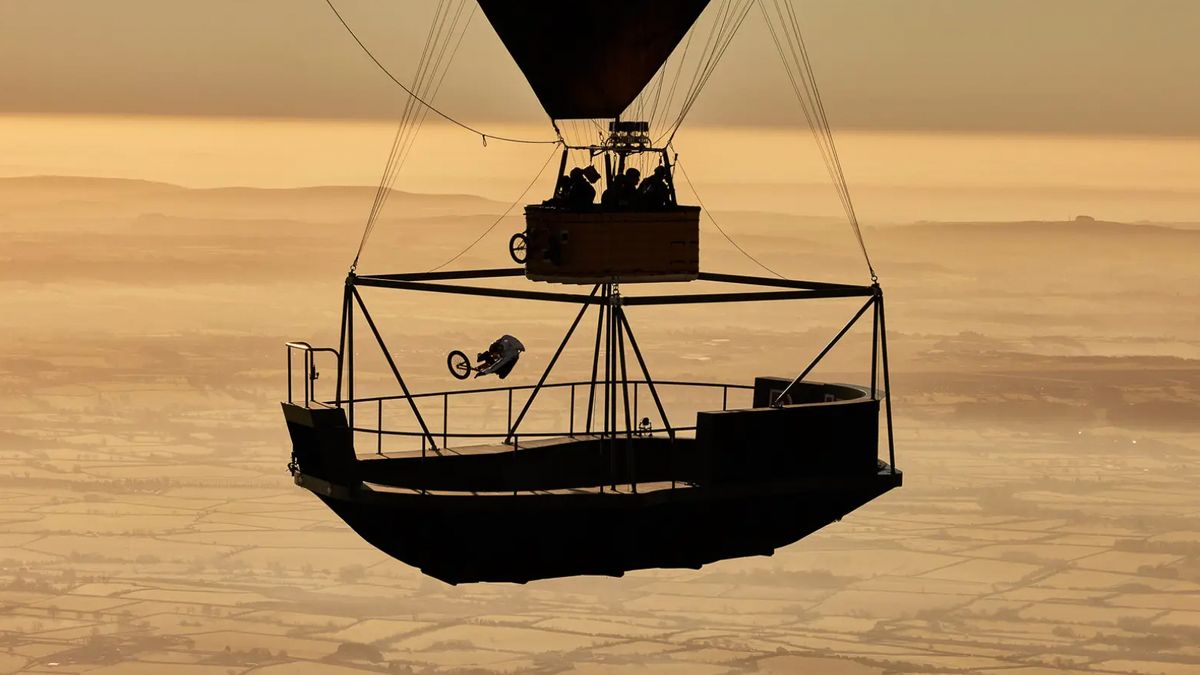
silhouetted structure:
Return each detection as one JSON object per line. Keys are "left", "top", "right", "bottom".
{"left": 285, "top": 0, "right": 901, "bottom": 584}
{"left": 283, "top": 273, "right": 900, "bottom": 584}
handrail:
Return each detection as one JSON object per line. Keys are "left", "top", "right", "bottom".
{"left": 332, "top": 379, "right": 753, "bottom": 406}
{"left": 286, "top": 342, "right": 342, "bottom": 406}
{"left": 352, "top": 426, "right": 699, "bottom": 439}
{"left": 321, "top": 377, "right": 747, "bottom": 460}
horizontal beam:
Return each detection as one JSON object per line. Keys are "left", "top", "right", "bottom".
{"left": 355, "top": 271, "right": 874, "bottom": 305}
{"left": 622, "top": 287, "right": 874, "bottom": 305}
{"left": 697, "top": 271, "right": 872, "bottom": 292}
{"left": 354, "top": 275, "right": 601, "bottom": 304}
{"left": 357, "top": 268, "right": 523, "bottom": 283}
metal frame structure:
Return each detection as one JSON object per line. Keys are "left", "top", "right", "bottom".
{"left": 288, "top": 268, "right": 896, "bottom": 475}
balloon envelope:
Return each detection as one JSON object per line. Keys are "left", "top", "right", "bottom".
{"left": 477, "top": 0, "right": 710, "bottom": 120}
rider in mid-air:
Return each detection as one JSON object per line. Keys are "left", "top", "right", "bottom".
{"left": 475, "top": 335, "right": 525, "bottom": 379}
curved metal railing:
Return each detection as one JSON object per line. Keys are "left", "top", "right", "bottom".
{"left": 339, "top": 379, "right": 755, "bottom": 455}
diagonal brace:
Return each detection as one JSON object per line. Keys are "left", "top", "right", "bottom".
{"left": 351, "top": 287, "right": 439, "bottom": 451}
{"left": 505, "top": 285, "right": 600, "bottom": 443}
{"left": 773, "top": 296, "right": 876, "bottom": 407}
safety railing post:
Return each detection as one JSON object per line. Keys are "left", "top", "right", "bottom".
{"left": 304, "top": 351, "right": 312, "bottom": 407}
{"left": 442, "top": 393, "right": 449, "bottom": 450}
{"left": 286, "top": 348, "right": 292, "bottom": 404}
{"left": 376, "top": 399, "right": 382, "bottom": 455}
{"left": 507, "top": 389, "right": 513, "bottom": 439}
{"left": 722, "top": 386, "right": 728, "bottom": 411}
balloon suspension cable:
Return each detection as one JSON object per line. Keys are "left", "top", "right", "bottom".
{"left": 324, "top": 0, "right": 558, "bottom": 147}
{"left": 658, "top": 0, "right": 758, "bottom": 147}
{"left": 353, "top": 0, "right": 474, "bottom": 272}
{"left": 758, "top": 0, "right": 877, "bottom": 282}
{"left": 675, "top": 157, "right": 784, "bottom": 280}
{"left": 429, "top": 141, "right": 563, "bottom": 272}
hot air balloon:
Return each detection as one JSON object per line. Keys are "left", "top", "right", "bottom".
{"left": 283, "top": 0, "right": 901, "bottom": 584}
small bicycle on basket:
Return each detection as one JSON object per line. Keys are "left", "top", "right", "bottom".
{"left": 508, "top": 232, "right": 527, "bottom": 264}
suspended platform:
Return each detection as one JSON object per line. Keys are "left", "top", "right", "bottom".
{"left": 283, "top": 269, "right": 901, "bottom": 584}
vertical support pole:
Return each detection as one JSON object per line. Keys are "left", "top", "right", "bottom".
{"left": 878, "top": 291, "right": 896, "bottom": 474}
{"left": 507, "top": 389, "right": 513, "bottom": 437}
{"left": 376, "top": 399, "right": 382, "bottom": 455}
{"left": 347, "top": 283, "right": 354, "bottom": 445}
{"left": 616, "top": 302, "right": 635, "bottom": 494}
{"left": 585, "top": 285, "right": 608, "bottom": 434}
{"left": 611, "top": 290, "right": 619, "bottom": 440}
{"left": 600, "top": 285, "right": 609, "bottom": 439}
{"left": 569, "top": 384, "right": 576, "bottom": 436}
{"left": 606, "top": 286, "right": 616, "bottom": 490}
{"left": 871, "top": 285, "right": 880, "bottom": 401}
{"left": 722, "top": 386, "right": 728, "bottom": 411}
{"left": 334, "top": 284, "right": 349, "bottom": 407}
{"left": 304, "top": 351, "right": 311, "bottom": 406}
{"left": 556, "top": 148, "right": 569, "bottom": 186}
{"left": 661, "top": 149, "right": 679, "bottom": 206}
{"left": 633, "top": 382, "right": 639, "bottom": 427}
{"left": 442, "top": 393, "right": 449, "bottom": 450}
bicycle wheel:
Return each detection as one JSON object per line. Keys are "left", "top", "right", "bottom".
{"left": 447, "top": 350, "right": 472, "bottom": 380}
{"left": 508, "top": 232, "right": 528, "bottom": 264}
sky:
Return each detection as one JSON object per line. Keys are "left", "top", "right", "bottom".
{"left": 2, "top": 0, "right": 1199, "bottom": 136}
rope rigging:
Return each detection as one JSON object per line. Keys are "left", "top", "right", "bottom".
{"left": 758, "top": 0, "right": 877, "bottom": 281}
{"left": 361, "top": 0, "right": 474, "bottom": 261}
{"left": 658, "top": 0, "right": 757, "bottom": 147}
{"left": 333, "top": 0, "right": 876, "bottom": 283}
{"left": 675, "top": 159, "right": 784, "bottom": 279}
{"left": 429, "top": 143, "right": 562, "bottom": 273}
{"left": 324, "top": 0, "right": 559, "bottom": 147}
{"left": 348, "top": 0, "right": 478, "bottom": 270}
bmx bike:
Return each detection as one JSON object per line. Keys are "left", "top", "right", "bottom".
{"left": 447, "top": 350, "right": 494, "bottom": 380}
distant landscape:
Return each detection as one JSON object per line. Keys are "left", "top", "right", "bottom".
{"left": 2, "top": 174, "right": 1198, "bottom": 674}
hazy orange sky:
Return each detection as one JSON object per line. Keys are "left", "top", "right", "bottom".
{"left": 3, "top": 0, "right": 1198, "bottom": 135}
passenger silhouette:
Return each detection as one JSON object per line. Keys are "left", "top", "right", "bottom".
{"left": 638, "top": 165, "right": 671, "bottom": 209}
{"left": 600, "top": 173, "right": 625, "bottom": 208}
{"left": 620, "top": 168, "right": 640, "bottom": 208}
{"left": 543, "top": 173, "right": 572, "bottom": 206}
{"left": 566, "top": 166, "right": 599, "bottom": 209}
